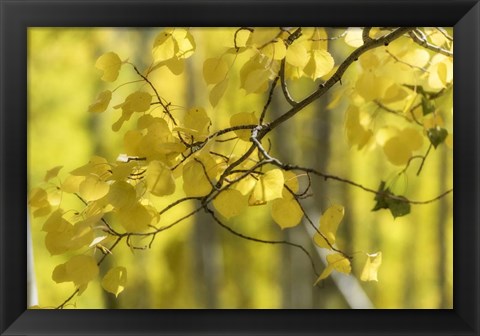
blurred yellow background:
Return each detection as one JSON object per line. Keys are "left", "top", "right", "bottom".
{"left": 28, "top": 28, "right": 453, "bottom": 309}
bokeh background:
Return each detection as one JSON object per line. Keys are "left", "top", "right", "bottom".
{"left": 28, "top": 28, "right": 453, "bottom": 309}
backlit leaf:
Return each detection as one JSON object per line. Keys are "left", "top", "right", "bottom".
{"left": 183, "top": 159, "right": 213, "bottom": 197}
{"left": 102, "top": 266, "right": 127, "bottom": 297}
{"left": 95, "top": 52, "right": 122, "bottom": 82}
{"left": 213, "top": 189, "right": 247, "bottom": 219}
{"left": 344, "top": 28, "right": 364, "bottom": 47}
{"left": 203, "top": 57, "right": 229, "bottom": 85}
{"left": 249, "top": 169, "right": 284, "bottom": 205}
{"left": 146, "top": 160, "right": 176, "bottom": 196}
{"left": 116, "top": 202, "right": 152, "bottom": 232}
{"left": 360, "top": 252, "right": 382, "bottom": 282}
{"left": 183, "top": 107, "right": 211, "bottom": 142}
{"left": 314, "top": 204, "right": 344, "bottom": 249}
{"left": 65, "top": 255, "right": 99, "bottom": 288}
{"left": 79, "top": 175, "right": 110, "bottom": 202}
{"left": 271, "top": 198, "right": 303, "bottom": 229}
{"left": 314, "top": 253, "right": 351, "bottom": 284}
{"left": 44, "top": 166, "right": 63, "bottom": 182}
{"left": 304, "top": 49, "right": 335, "bottom": 80}
{"left": 108, "top": 181, "right": 137, "bottom": 208}
{"left": 209, "top": 78, "right": 229, "bottom": 107}
{"left": 383, "top": 137, "right": 411, "bottom": 166}
{"left": 230, "top": 112, "right": 258, "bottom": 141}
{"left": 285, "top": 42, "right": 309, "bottom": 68}
{"left": 88, "top": 90, "right": 112, "bottom": 113}
{"left": 243, "top": 68, "right": 271, "bottom": 94}
{"left": 152, "top": 30, "right": 177, "bottom": 62}
{"left": 261, "top": 40, "right": 287, "bottom": 60}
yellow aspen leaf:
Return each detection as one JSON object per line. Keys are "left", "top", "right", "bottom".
{"left": 44, "top": 165, "right": 63, "bottom": 182}
{"left": 383, "top": 137, "right": 411, "bottom": 166}
{"left": 230, "top": 112, "right": 258, "bottom": 141}
{"left": 45, "top": 230, "right": 72, "bottom": 255}
{"left": 116, "top": 202, "right": 152, "bottom": 232}
{"left": 314, "top": 204, "right": 344, "bottom": 249}
{"left": 146, "top": 160, "right": 176, "bottom": 197}
{"left": 52, "top": 263, "right": 69, "bottom": 283}
{"left": 42, "top": 209, "right": 68, "bottom": 232}
{"left": 115, "top": 91, "right": 152, "bottom": 114}
{"left": 137, "top": 114, "right": 155, "bottom": 130}
{"left": 64, "top": 255, "right": 99, "bottom": 288}
{"left": 203, "top": 57, "right": 229, "bottom": 85}
{"left": 209, "top": 78, "right": 229, "bottom": 107}
{"left": 261, "top": 40, "right": 287, "bottom": 60}
{"left": 124, "top": 130, "right": 143, "bottom": 156}
{"left": 382, "top": 127, "right": 424, "bottom": 166}
{"left": 360, "top": 252, "right": 382, "bottom": 282}
{"left": 247, "top": 28, "right": 280, "bottom": 47}
{"left": 79, "top": 175, "right": 110, "bottom": 202}
{"left": 271, "top": 198, "right": 303, "bottom": 229}
{"left": 424, "top": 28, "right": 448, "bottom": 46}
{"left": 359, "top": 52, "right": 380, "bottom": 70}
{"left": 29, "top": 187, "right": 49, "bottom": 208}
{"left": 107, "top": 161, "right": 137, "bottom": 181}
{"left": 69, "top": 221, "right": 94, "bottom": 250}
{"left": 234, "top": 174, "right": 257, "bottom": 196}
{"left": 344, "top": 28, "right": 364, "bottom": 47}
{"left": 243, "top": 68, "right": 271, "bottom": 94}
{"left": 183, "top": 107, "right": 211, "bottom": 141}
{"left": 285, "top": 42, "right": 309, "bottom": 68}
{"left": 399, "top": 128, "right": 423, "bottom": 151}
{"left": 427, "top": 54, "right": 453, "bottom": 89}
{"left": 88, "top": 90, "right": 112, "bottom": 113}
{"left": 304, "top": 49, "right": 335, "bottom": 80}
{"left": 172, "top": 29, "right": 196, "bottom": 59}
{"left": 165, "top": 57, "right": 185, "bottom": 75}
{"left": 182, "top": 159, "right": 213, "bottom": 197}
{"left": 61, "top": 174, "right": 85, "bottom": 194}
{"left": 310, "top": 28, "right": 328, "bottom": 51}
{"left": 213, "top": 189, "right": 247, "bottom": 219}
{"left": 95, "top": 52, "right": 122, "bottom": 82}
{"left": 249, "top": 169, "right": 284, "bottom": 205}
{"left": 102, "top": 266, "right": 127, "bottom": 297}
{"left": 152, "top": 30, "right": 177, "bottom": 62}
{"left": 70, "top": 156, "right": 110, "bottom": 177}
{"left": 400, "top": 48, "right": 430, "bottom": 68}
{"left": 108, "top": 181, "right": 137, "bottom": 208}
{"left": 314, "top": 253, "right": 351, "bottom": 284}
{"left": 344, "top": 106, "right": 373, "bottom": 150}
{"left": 355, "top": 72, "right": 392, "bottom": 101}
{"left": 46, "top": 188, "right": 61, "bottom": 208}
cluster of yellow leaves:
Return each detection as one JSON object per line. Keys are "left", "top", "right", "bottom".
{"left": 342, "top": 28, "right": 453, "bottom": 170}
{"left": 212, "top": 168, "right": 304, "bottom": 230}
{"left": 202, "top": 28, "right": 335, "bottom": 106}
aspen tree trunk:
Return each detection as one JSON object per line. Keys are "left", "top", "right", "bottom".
{"left": 186, "top": 41, "right": 221, "bottom": 308}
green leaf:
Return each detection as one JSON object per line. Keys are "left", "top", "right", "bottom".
{"left": 372, "top": 181, "right": 389, "bottom": 211}
{"left": 372, "top": 181, "right": 411, "bottom": 218}
{"left": 385, "top": 196, "right": 411, "bottom": 218}
{"left": 421, "top": 96, "right": 435, "bottom": 116}
{"left": 427, "top": 127, "right": 448, "bottom": 148}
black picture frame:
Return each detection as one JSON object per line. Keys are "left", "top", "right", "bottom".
{"left": 1, "top": 0, "right": 479, "bottom": 335}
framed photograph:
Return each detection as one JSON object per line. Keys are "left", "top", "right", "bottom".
{"left": 1, "top": 0, "right": 479, "bottom": 335}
